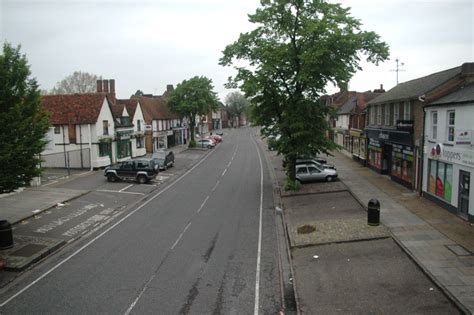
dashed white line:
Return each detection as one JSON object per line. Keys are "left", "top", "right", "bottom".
{"left": 171, "top": 222, "right": 192, "bottom": 250}
{"left": 42, "top": 180, "right": 58, "bottom": 186}
{"left": 227, "top": 161, "right": 232, "bottom": 168}
{"left": 96, "top": 189, "right": 144, "bottom": 195}
{"left": 197, "top": 196, "right": 210, "bottom": 213}
{"left": 222, "top": 168, "right": 228, "bottom": 177}
{"left": 211, "top": 180, "right": 220, "bottom": 192}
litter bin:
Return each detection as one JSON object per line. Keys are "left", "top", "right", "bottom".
{"left": 0, "top": 220, "right": 13, "bottom": 250}
{"left": 367, "top": 199, "right": 380, "bottom": 226}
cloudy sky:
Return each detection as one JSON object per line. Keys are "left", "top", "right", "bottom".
{"left": 1, "top": 0, "right": 472, "bottom": 101}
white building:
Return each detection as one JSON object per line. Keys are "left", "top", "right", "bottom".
{"left": 422, "top": 84, "right": 474, "bottom": 223}
{"left": 41, "top": 93, "right": 116, "bottom": 169}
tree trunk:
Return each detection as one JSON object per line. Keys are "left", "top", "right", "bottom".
{"left": 189, "top": 117, "right": 196, "bottom": 141}
{"left": 288, "top": 155, "right": 297, "bottom": 182}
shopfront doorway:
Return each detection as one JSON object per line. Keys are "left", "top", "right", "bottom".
{"left": 458, "top": 170, "right": 470, "bottom": 218}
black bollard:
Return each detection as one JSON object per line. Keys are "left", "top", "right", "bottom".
{"left": 367, "top": 199, "right": 380, "bottom": 226}
{"left": 0, "top": 220, "right": 13, "bottom": 249}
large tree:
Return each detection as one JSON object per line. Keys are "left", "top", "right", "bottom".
{"left": 50, "top": 71, "right": 101, "bottom": 94}
{"left": 167, "top": 76, "right": 219, "bottom": 147}
{"left": 0, "top": 43, "right": 50, "bottom": 193}
{"left": 220, "top": 0, "right": 389, "bottom": 183}
{"left": 225, "top": 91, "right": 249, "bottom": 127}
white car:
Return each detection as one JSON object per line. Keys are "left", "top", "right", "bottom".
{"left": 196, "top": 139, "right": 215, "bottom": 149}
{"left": 295, "top": 164, "right": 338, "bottom": 182}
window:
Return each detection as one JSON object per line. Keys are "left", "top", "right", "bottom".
{"left": 99, "top": 142, "right": 111, "bottom": 157}
{"left": 393, "top": 103, "right": 399, "bottom": 125}
{"left": 308, "top": 166, "right": 320, "bottom": 173}
{"left": 103, "top": 120, "right": 109, "bottom": 135}
{"left": 431, "top": 111, "right": 438, "bottom": 139}
{"left": 120, "top": 161, "right": 134, "bottom": 170}
{"left": 376, "top": 105, "right": 382, "bottom": 125}
{"left": 296, "top": 167, "right": 308, "bottom": 175}
{"left": 384, "top": 104, "right": 390, "bottom": 126}
{"left": 447, "top": 111, "right": 455, "bottom": 142}
{"left": 137, "top": 120, "right": 141, "bottom": 131}
{"left": 428, "top": 160, "right": 453, "bottom": 202}
{"left": 369, "top": 106, "right": 375, "bottom": 125}
{"left": 117, "top": 139, "right": 131, "bottom": 159}
{"left": 120, "top": 117, "right": 130, "bottom": 126}
{"left": 403, "top": 101, "right": 411, "bottom": 120}
{"left": 136, "top": 137, "right": 144, "bottom": 149}
{"left": 54, "top": 125, "right": 60, "bottom": 134}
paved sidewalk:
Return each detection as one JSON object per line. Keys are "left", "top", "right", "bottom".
{"left": 330, "top": 150, "right": 474, "bottom": 313}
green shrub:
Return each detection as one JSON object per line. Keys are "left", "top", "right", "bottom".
{"left": 188, "top": 139, "right": 196, "bottom": 148}
{"left": 284, "top": 178, "right": 301, "bottom": 191}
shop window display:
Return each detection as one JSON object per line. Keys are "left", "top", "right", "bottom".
{"left": 428, "top": 160, "right": 453, "bottom": 202}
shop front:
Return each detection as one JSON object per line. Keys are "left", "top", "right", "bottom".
{"left": 365, "top": 125, "right": 414, "bottom": 188}
{"left": 116, "top": 130, "right": 132, "bottom": 161}
{"left": 350, "top": 130, "right": 367, "bottom": 165}
{"left": 423, "top": 143, "right": 474, "bottom": 222}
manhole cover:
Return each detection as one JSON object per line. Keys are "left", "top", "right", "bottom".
{"left": 11, "top": 244, "right": 47, "bottom": 257}
{"left": 446, "top": 244, "right": 471, "bottom": 256}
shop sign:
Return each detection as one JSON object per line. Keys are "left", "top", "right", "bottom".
{"left": 167, "top": 130, "right": 173, "bottom": 136}
{"left": 350, "top": 130, "right": 361, "bottom": 137}
{"left": 379, "top": 132, "right": 389, "bottom": 140}
{"left": 145, "top": 125, "right": 152, "bottom": 131}
{"left": 429, "top": 143, "right": 474, "bottom": 167}
{"left": 396, "top": 120, "right": 414, "bottom": 132}
{"left": 455, "top": 130, "right": 472, "bottom": 145}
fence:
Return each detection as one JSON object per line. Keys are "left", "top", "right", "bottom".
{"left": 41, "top": 148, "right": 91, "bottom": 169}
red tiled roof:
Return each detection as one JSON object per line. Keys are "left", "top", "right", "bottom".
{"left": 41, "top": 93, "right": 110, "bottom": 125}
{"left": 110, "top": 103, "right": 125, "bottom": 119}
{"left": 117, "top": 98, "right": 139, "bottom": 118}
{"left": 133, "top": 95, "right": 179, "bottom": 124}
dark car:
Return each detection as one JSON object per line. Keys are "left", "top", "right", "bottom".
{"left": 104, "top": 159, "right": 158, "bottom": 184}
{"left": 151, "top": 150, "right": 175, "bottom": 170}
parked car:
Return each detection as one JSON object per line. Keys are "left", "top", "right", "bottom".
{"left": 209, "top": 135, "right": 222, "bottom": 143}
{"left": 104, "top": 159, "right": 158, "bottom": 184}
{"left": 151, "top": 150, "right": 175, "bottom": 170}
{"left": 283, "top": 155, "right": 334, "bottom": 169}
{"left": 215, "top": 130, "right": 224, "bottom": 136}
{"left": 296, "top": 159, "right": 335, "bottom": 170}
{"left": 197, "top": 139, "right": 216, "bottom": 149}
{"left": 295, "top": 164, "right": 338, "bottom": 183}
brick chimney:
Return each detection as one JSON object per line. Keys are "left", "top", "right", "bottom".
{"left": 108, "top": 79, "right": 116, "bottom": 103}
{"left": 103, "top": 80, "right": 109, "bottom": 93}
{"left": 97, "top": 80, "right": 103, "bottom": 93}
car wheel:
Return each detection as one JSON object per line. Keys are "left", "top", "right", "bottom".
{"left": 326, "top": 176, "right": 334, "bottom": 182}
{"left": 107, "top": 173, "right": 117, "bottom": 182}
{"left": 207, "top": 145, "right": 212, "bottom": 149}
{"left": 137, "top": 175, "right": 147, "bottom": 184}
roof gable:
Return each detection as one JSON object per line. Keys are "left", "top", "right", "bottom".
{"left": 42, "top": 93, "right": 110, "bottom": 125}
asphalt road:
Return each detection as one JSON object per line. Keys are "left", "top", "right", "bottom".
{"left": 0, "top": 128, "right": 281, "bottom": 314}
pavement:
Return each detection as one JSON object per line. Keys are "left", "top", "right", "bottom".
{"left": 264, "top": 145, "right": 474, "bottom": 314}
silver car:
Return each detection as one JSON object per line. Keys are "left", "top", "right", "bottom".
{"left": 295, "top": 164, "right": 338, "bottom": 182}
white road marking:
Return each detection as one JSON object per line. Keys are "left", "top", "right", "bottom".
{"left": 96, "top": 189, "right": 144, "bottom": 195}
{"left": 171, "top": 222, "right": 192, "bottom": 250}
{"left": 227, "top": 161, "right": 232, "bottom": 168}
{"left": 0, "top": 147, "right": 216, "bottom": 308}
{"left": 42, "top": 180, "right": 58, "bottom": 186}
{"left": 222, "top": 168, "right": 227, "bottom": 177}
{"left": 253, "top": 136, "right": 264, "bottom": 315}
{"left": 119, "top": 184, "right": 134, "bottom": 192}
{"left": 211, "top": 180, "right": 220, "bottom": 192}
{"left": 197, "top": 196, "right": 210, "bottom": 213}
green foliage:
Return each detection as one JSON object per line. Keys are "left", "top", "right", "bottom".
{"left": 0, "top": 43, "right": 51, "bottom": 192}
{"left": 225, "top": 91, "right": 249, "bottom": 127}
{"left": 220, "top": 0, "right": 389, "bottom": 180}
{"left": 284, "top": 178, "right": 301, "bottom": 191}
{"left": 188, "top": 139, "right": 196, "bottom": 148}
{"left": 168, "top": 76, "right": 219, "bottom": 142}
{"left": 50, "top": 71, "right": 101, "bottom": 94}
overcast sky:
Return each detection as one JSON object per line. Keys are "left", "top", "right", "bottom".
{"left": 1, "top": 0, "right": 472, "bottom": 101}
